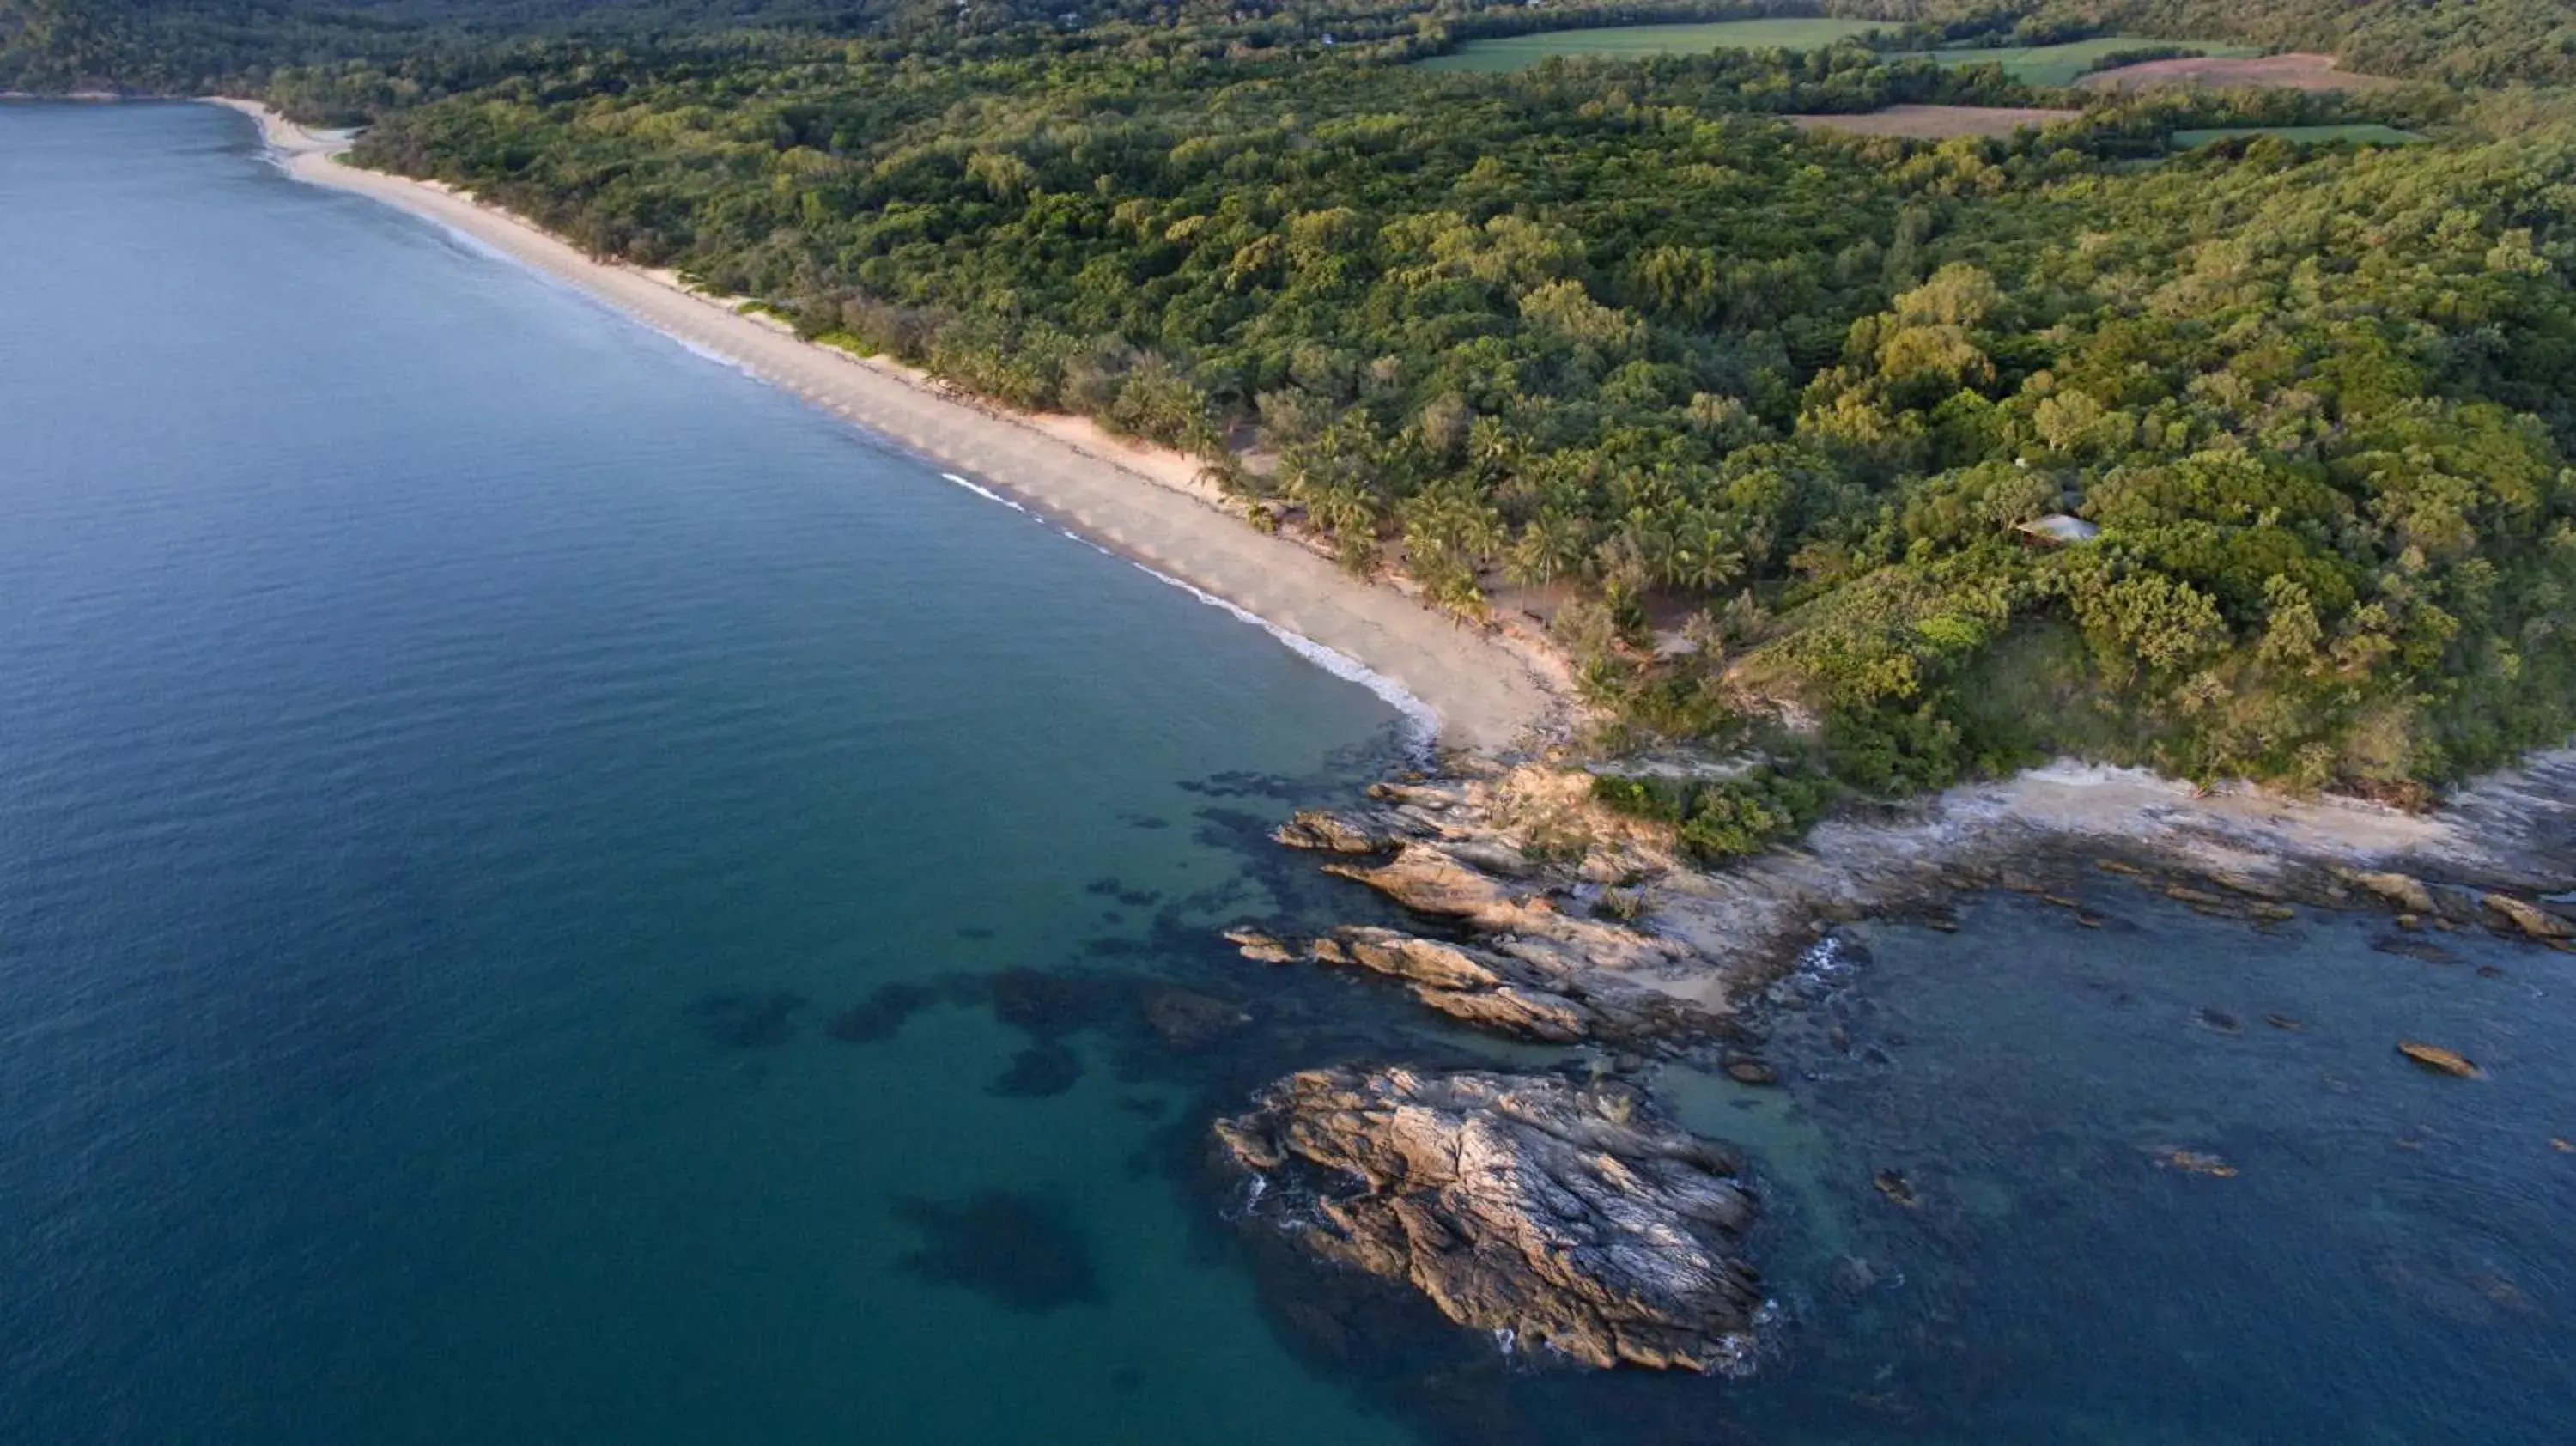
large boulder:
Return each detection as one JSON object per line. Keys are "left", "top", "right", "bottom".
{"left": 1323, "top": 844, "right": 1517, "bottom": 919}
{"left": 1213, "top": 1066, "right": 1766, "bottom": 1373}
{"left": 1336, "top": 927, "right": 1511, "bottom": 991}
{"left": 1328, "top": 927, "right": 1589, "bottom": 1042}
{"left": 2348, "top": 871, "right": 2438, "bottom": 915}
{"left": 1314, "top": 926, "right": 1722, "bottom": 1044}
{"left": 1273, "top": 810, "right": 1391, "bottom": 854}
{"left": 2482, "top": 892, "right": 2573, "bottom": 940}
{"left": 1223, "top": 926, "right": 1303, "bottom": 964}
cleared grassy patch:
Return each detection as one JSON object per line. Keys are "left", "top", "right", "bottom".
{"left": 1416, "top": 18, "right": 1888, "bottom": 71}
{"left": 1905, "top": 36, "right": 2257, "bottom": 87}
{"left": 1945, "top": 618, "right": 2140, "bottom": 770}
{"left": 2171, "top": 123, "right": 2428, "bottom": 147}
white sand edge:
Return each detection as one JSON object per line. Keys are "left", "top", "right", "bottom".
{"left": 204, "top": 97, "right": 1568, "bottom": 756}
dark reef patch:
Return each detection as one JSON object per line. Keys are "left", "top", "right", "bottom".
{"left": 1176, "top": 769, "right": 1307, "bottom": 800}
{"left": 891, "top": 1188, "right": 1102, "bottom": 1312}
{"left": 1139, "top": 987, "right": 1251, "bottom": 1054}
{"left": 991, "top": 1041, "right": 1084, "bottom": 1097}
{"left": 826, "top": 981, "right": 940, "bottom": 1045}
{"left": 1084, "top": 877, "right": 1163, "bottom": 908}
{"left": 988, "top": 966, "right": 1126, "bottom": 1038}
{"left": 2374, "top": 934, "right": 2459, "bottom": 965}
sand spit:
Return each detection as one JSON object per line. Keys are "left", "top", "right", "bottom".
{"left": 204, "top": 98, "right": 1565, "bottom": 755}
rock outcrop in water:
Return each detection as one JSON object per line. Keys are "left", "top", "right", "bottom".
{"left": 1212, "top": 1066, "right": 1765, "bottom": 1373}
{"left": 1232, "top": 922, "right": 1724, "bottom": 1045}
{"left": 1254, "top": 769, "right": 1774, "bottom": 1042}
{"left": 2397, "top": 1041, "right": 2483, "bottom": 1078}
{"left": 1272, "top": 808, "right": 1391, "bottom": 854}
{"left": 2343, "top": 867, "right": 2575, "bottom": 941}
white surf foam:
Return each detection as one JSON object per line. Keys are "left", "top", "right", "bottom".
{"left": 926, "top": 472, "right": 1437, "bottom": 750}
{"left": 1127, "top": 561, "right": 1440, "bottom": 753}
{"left": 660, "top": 331, "right": 763, "bottom": 380}
{"left": 939, "top": 471, "right": 1030, "bottom": 514}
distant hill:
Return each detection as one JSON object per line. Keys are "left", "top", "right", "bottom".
{"left": 1836, "top": 0, "right": 2576, "bottom": 85}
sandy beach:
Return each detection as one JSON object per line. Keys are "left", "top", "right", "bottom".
{"left": 205, "top": 98, "right": 1566, "bottom": 754}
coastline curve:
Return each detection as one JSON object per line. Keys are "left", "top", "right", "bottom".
{"left": 204, "top": 97, "right": 1565, "bottom": 756}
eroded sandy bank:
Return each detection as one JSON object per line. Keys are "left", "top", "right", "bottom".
{"left": 204, "top": 98, "right": 1568, "bottom": 754}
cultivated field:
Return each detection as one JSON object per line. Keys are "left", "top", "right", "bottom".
{"left": 1907, "top": 36, "right": 2257, "bottom": 87}
{"left": 1786, "top": 104, "right": 2081, "bottom": 139}
{"left": 2081, "top": 52, "right": 2403, "bottom": 92}
{"left": 2171, "top": 123, "right": 2429, "bottom": 147}
{"left": 1416, "top": 18, "right": 1887, "bottom": 71}
{"left": 1418, "top": 25, "right": 2262, "bottom": 86}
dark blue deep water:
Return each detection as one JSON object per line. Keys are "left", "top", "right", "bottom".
{"left": 5, "top": 101, "right": 2573, "bottom": 1446}
{"left": 0, "top": 100, "right": 1418, "bottom": 1445}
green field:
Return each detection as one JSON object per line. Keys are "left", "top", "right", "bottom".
{"left": 2171, "top": 123, "right": 2430, "bottom": 148}
{"left": 1419, "top": 24, "right": 2257, "bottom": 85}
{"left": 1415, "top": 18, "right": 1888, "bottom": 71}
{"left": 1901, "top": 36, "right": 2258, "bottom": 86}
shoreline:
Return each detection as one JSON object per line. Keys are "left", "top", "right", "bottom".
{"left": 202, "top": 98, "right": 1571, "bottom": 756}
{"left": 175, "top": 100, "right": 2576, "bottom": 890}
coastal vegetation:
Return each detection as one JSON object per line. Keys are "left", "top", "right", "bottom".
{"left": 337, "top": 46, "right": 2576, "bottom": 798}
{"left": 11, "top": 0, "right": 2576, "bottom": 803}
{"left": 1589, "top": 766, "right": 1835, "bottom": 862}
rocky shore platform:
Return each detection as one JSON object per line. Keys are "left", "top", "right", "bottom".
{"left": 1242, "top": 754, "right": 2576, "bottom": 1030}
{"left": 1206, "top": 750, "right": 2576, "bottom": 1376}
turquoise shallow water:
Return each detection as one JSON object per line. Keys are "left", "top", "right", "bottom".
{"left": 6, "top": 101, "right": 2575, "bottom": 1446}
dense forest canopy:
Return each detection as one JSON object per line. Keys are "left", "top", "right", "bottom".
{"left": 9, "top": 0, "right": 2576, "bottom": 800}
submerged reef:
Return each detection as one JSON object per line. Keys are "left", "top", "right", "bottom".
{"left": 891, "top": 1188, "right": 1103, "bottom": 1313}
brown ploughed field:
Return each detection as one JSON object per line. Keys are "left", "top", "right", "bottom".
{"left": 1784, "top": 104, "right": 2081, "bottom": 138}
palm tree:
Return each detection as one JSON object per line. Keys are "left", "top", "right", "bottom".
{"left": 1506, "top": 509, "right": 1595, "bottom": 586}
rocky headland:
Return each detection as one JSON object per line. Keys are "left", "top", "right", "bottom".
{"left": 1212, "top": 1065, "right": 1766, "bottom": 1373}
{"left": 1242, "top": 751, "right": 2576, "bottom": 1034}
{"left": 1209, "top": 746, "right": 2576, "bottom": 1375}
